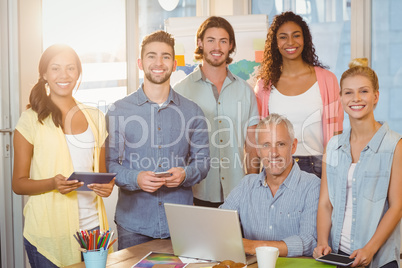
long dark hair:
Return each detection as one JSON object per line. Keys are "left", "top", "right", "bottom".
{"left": 27, "top": 44, "right": 82, "bottom": 127}
{"left": 257, "top": 11, "right": 326, "bottom": 90}
{"left": 194, "top": 16, "right": 236, "bottom": 64}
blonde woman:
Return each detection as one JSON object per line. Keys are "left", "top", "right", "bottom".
{"left": 314, "top": 58, "right": 402, "bottom": 267}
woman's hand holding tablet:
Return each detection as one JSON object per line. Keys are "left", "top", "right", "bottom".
{"left": 67, "top": 172, "right": 116, "bottom": 192}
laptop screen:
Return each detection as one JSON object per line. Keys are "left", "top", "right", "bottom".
{"left": 164, "top": 203, "right": 249, "bottom": 263}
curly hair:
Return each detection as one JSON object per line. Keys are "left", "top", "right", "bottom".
{"left": 194, "top": 16, "right": 236, "bottom": 64}
{"left": 257, "top": 11, "right": 326, "bottom": 90}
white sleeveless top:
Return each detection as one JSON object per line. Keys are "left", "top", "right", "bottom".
{"left": 269, "top": 82, "right": 324, "bottom": 156}
{"left": 65, "top": 126, "right": 99, "bottom": 230}
{"left": 339, "top": 163, "right": 356, "bottom": 254}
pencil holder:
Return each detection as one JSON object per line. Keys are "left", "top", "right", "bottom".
{"left": 83, "top": 248, "right": 108, "bottom": 268}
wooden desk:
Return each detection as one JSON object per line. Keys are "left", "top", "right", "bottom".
{"left": 65, "top": 239, "right": 220, "bottom": 268}
{"left": 65, "top": 239, "right": 333, "bottom": 268}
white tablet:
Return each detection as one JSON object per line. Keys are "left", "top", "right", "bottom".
{"left": 67, "top": 172, "right": 116, "bottom": 191}
{"left": 316, "top": 253, "right": 355, "bottom": 266}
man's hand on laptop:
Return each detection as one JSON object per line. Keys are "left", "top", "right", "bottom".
{"left": 138, "top": 171, "right": 166, "bottom": 192}
{"left": 164, "top": 167, "right": 185, "bottom": 188}
{"left": 242, "top": 238, "right": 287, "bottom": 257}
{"left": 242, "top": 238, "right": 259, "bottom": 255}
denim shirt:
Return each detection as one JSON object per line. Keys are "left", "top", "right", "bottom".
{"left": 220, "top": 162, "right": 321, "bottom": 257}
{"left": 105, "top": 85, "right": 210, "bottom": 238}
{"left": 326, "top": 122, "right": 401, "bottom": 267}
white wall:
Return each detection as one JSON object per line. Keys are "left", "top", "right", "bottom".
{"left": 16, "top": 0, "right": 44, "bottom": 267}
{"left": 19, "top": 0, "right": 42, "bottom": 112}
{"left": 197, "top": 0, "right": 249, "bottom": 16}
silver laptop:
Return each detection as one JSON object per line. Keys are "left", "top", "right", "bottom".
{"left": 164, "top": 203, "right": 257, "bottom": 264}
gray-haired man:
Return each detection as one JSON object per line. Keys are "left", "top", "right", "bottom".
{"left": 221, "top": 114, "right": 320, "bottom": 257}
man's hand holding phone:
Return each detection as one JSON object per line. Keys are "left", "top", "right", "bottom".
{"left": 163, "top": 167, "right": 185, "bottom": 188}
{"left": 138, "top": 168, "right": 186, "bottom": 192}
{"left": 137, "top": 171, "right": 166, "bottom": 193}
{"left": 154, "top": 171, "right": 172, "bottom": 178}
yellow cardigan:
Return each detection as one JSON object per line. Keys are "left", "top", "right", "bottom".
{"left": 15, "top": 101, "right": 110, "bottom": 267}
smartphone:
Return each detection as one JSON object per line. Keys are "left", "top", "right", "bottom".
{"left": 316, "top": 253, "right": 355, "bottom": 266}
{"left": 154, "top": 171, "right": 172, "bottom": 178}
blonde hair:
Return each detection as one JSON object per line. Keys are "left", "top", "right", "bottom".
{"left": 348, "top": 57, "right": 369, "bottom": 68}
{"left": 340, "top": 58, "right": 379, "bottom": 94}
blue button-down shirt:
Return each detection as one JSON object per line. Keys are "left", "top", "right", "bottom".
{"left": 326, "top": 122, "right": 401, "bottom": 267}
{"left": 220, "top": 162, "right": 320, "bottom": 257}
{"left": 105, "top": 85, "right": 210, "bottom": 238}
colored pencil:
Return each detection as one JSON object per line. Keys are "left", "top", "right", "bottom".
{"left": 107, "top": 238, "right": 117, "bottom": 249}
{"left": 74, "top": 229, "right": 116, "bottom": 251}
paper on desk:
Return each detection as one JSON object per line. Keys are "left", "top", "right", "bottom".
{"left": 276, "top": 257, "right": 335, "bottom": 267}
{"left": 132, "top": 252, "right": 188, "bottom": 268}
{"left": 178, "top": 256, "right": 210, "bottom": 263}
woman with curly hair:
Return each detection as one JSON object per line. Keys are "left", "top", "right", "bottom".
{"left": 254, "top": 11, "right": 344, "bottom": 178}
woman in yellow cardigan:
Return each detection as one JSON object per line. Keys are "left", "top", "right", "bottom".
{"left": 12, "top": 44, "right": 115, "bottom": 267}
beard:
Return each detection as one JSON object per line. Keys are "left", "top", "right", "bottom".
{"left": 203, "top": 50, "right": 228, "bottom": 67}
{"left": 143, "top": 69, "right": 171, "bottom": 85}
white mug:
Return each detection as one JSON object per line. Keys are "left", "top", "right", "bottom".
{"left": 255, "top": 246, "right": 279, "bottom": 268}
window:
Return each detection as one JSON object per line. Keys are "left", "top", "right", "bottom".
{"left": 252, "top": 0, "right": 351, "bottom": 79}
{"left": 137, "top": 0, "right": 196, "bottom": 85}
{"left": 138, "top": 0, "right": 196, "bottom": 41}
{"left": 372, "top": 0, "right": 402, "bottom": 134}
{"left": 252, "top": 0, "right": 352, "bottom": 129}
{"left": 42, "top": 0, "right": 126, "bottom": 113}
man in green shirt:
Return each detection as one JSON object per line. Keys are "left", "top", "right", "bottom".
{"left": 174, "top": 16, "right": 260, "bottom": 207}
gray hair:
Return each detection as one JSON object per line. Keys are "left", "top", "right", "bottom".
{"left": 255, "top": 113, "right": 295, "bottom": 143}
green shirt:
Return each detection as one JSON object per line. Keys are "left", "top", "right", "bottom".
{"left": 174, "top": 66, "right": 259, "bottom": 202}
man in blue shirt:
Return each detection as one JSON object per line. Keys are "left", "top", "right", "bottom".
{"left": 220, "top": 114, "right": 320, "bottom": 257}
{"left": 106, "top": 30, "right": 210, "bottom": 249}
